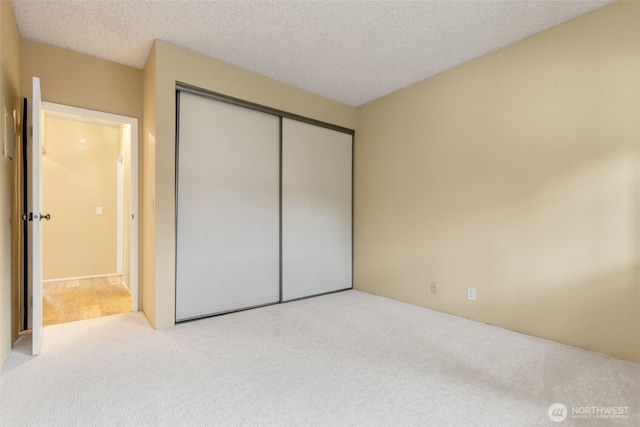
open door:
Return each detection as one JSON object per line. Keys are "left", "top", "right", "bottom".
{"left": 26, "top": 77, "right": 46, "bottom": 355}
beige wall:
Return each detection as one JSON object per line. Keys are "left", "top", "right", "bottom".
{"left": 354, "top": 1, "right": 640, "bottom": 363}
{"left": 144, "top": 40, "right": 356, "bottom": 328}
{"left": 0, "top": 0, "right": 21, "bottom": 366}
{"left": 20, "top": 41, "right": 142, "bottom": 120}
{"left": 42, "top": 117, "right": 119, "bottom": 279}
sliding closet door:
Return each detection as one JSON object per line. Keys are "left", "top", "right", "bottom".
{"left": 282, "top": 118, "right": 353, "bottom": 301}
{"left": 176, "top": 92, "right": 280, "bottom": 321}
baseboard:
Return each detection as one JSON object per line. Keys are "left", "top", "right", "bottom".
{"left": 43, "top": 273, "right": 119, "bottom": 283}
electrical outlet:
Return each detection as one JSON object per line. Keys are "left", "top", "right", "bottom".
{"left": 431, "top": 282, "right": 437, "bottom": 294}
{"left": 467, "top": 287, "right": 476, "bottom": 301}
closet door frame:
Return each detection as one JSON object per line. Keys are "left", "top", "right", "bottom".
{"left": 177, "top": 83, "right": 354, "bottom": 134}
{"left": 175, "top": 82, "right": 354, "bottom": 320}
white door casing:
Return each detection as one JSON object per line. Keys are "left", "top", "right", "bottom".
{"left": 116, "top": 151, "right": 124, "bottom": 276}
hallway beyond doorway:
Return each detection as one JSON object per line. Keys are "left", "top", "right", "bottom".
{"left": 43, "top": 276, "right": 130, "bottom": 326}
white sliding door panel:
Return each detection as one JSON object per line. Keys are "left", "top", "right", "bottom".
{"left": 282, "top": 118, "right": 353, "bottom": 301}
{"left": 176, "top": 92, "right": 280, "bottom": 321}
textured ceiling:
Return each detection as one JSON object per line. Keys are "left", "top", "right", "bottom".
{"left": 11, "top": 0, "right": 614, "bottom": 107}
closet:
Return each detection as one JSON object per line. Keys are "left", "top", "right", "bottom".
{"left": 175, "top": 87, "right": 353, "bottom": 322}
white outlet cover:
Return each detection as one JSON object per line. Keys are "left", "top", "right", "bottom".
{"left": 467, "top": 287, "right": 476, "bottom": 301}
{"left": 96, "top": 207, "right": 103, "bottom": 215}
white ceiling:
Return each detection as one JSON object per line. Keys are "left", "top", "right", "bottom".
{"left": 11, "top": 0, "right": 614, "bottom": 107}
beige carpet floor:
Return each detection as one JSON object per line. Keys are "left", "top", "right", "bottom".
{"left": 1, "top": 290, "right": 638, "bottom": 426}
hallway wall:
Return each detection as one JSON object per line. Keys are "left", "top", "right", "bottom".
{"left": 42, "top": 117, "right": 119, "bottom": 280}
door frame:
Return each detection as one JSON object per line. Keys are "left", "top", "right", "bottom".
{"left": 117, "top": 151, "right": 124, "bottom": 276}
{"left": 40, "top": 102, "right": 139, "bottom": 312}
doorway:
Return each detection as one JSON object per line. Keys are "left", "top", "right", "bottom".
{"left": 22, "top": 102, "right": 138, "bottom": 328}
